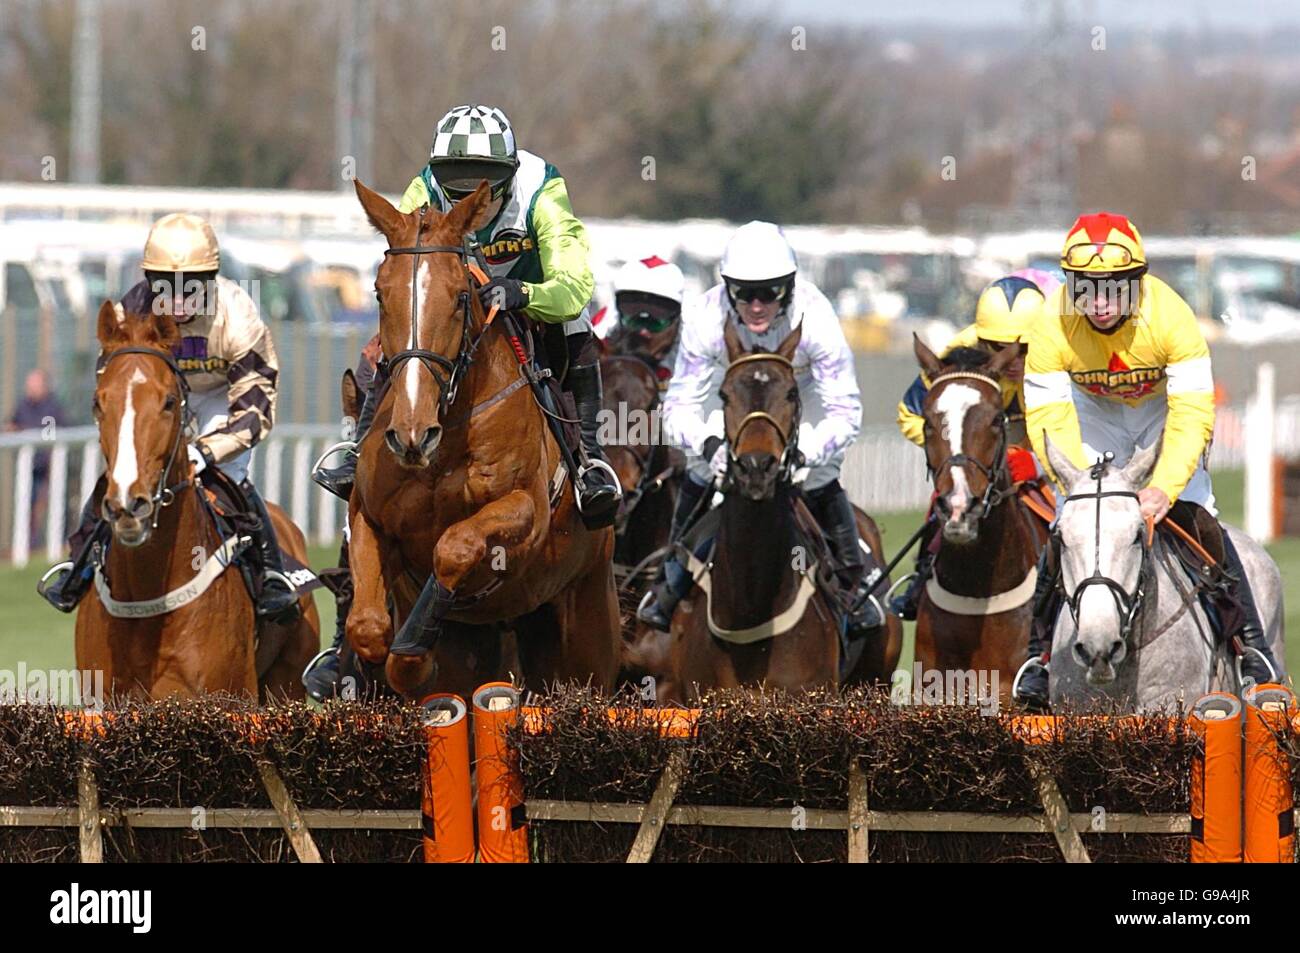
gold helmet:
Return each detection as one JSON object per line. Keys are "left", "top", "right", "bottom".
{"left": 141, "top": 213, "right": 220, "bottom": 273}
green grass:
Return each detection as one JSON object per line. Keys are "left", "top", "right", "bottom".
{"left": 2, "top": 471, "right": 1298, "bottom": 683}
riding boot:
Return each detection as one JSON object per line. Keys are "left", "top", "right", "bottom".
{"left": 1221, "top": 531, "right": 1281, "bottom": 685}
{"left": 805, "top": 480, "right": 886, "bottom": 638}
{"left": 303, "top": 537, "right": 351, "bottom": 702}
{"left": 313, "top": 366, "right": 384, "bottom": 501}
{"left": 637, "top": 473, "right": 710, "bottom": 632}
{"left": 37, "top": 488, "right": 108, "bottom": 613}
{"left": 240, "top": 479, "right": 302, "bottom": 623}
{"left": 565, "top": 357, "right": 622, "bottom": 529}
{"left": 888, "top": 516, "right": 939, "bottom": 621}
{"left": 1013, "top": 543, "right": 1060, "bottom": 710}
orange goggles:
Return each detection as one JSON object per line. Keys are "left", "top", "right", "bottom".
{"left": 1062, "top": 242, "right": 1143, "bottom": 270}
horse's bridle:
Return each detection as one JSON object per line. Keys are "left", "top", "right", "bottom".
{"left": 97, "top": 344, "right": 194, "bottom": 528}
{"left": 722, "top": 351, "right": 802, "bottom": 481}
{"left": 925, "top": 370, "right": 1013, "bottom": 519}
{"left": 1060, "top": 453, "right": 1150, "bottom": 646}
{"left": 381, "top": 208, "right": 492, "bottom": 418}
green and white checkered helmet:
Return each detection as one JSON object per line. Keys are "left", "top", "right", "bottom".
{"left": 429, "top": 104, "right": 519, "bottom": 200}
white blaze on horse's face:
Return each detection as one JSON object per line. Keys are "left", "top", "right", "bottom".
{"left": 1057, "top": 481, "right": 1145, "bottom": 684}
{"left": 403, "top": 259, "right": 433, "bottom": 413}
{"left": 934, "top": 383, "right": 982, "bottom": 524}
{"left": 111, "top": 367, "right": 149, "bottom": 511}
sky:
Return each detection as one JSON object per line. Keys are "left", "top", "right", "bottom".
{"left": 732, "top": 0, "right": 1300, "bottom": 30}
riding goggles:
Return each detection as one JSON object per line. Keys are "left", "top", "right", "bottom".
{"left": 726, "top": 279, "right": 790, "bottom": 304}
{"left": 1062, "top": 242, "right": 1145, "bottom": 271}
{"left": 616, "top": 292, "right": 680, "bottom": 333}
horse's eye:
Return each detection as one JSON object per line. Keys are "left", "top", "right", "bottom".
{"left": 719, "top": 391, "right": 729, "bottom": 405}
{"left": 787, "top": 387, "right": 798, "bottom": 401}
{"left": 91, "top": 397, "right": 102, "bottom": 417}
{"left": 164, "top": 395, "right": 177, "bottom": 412}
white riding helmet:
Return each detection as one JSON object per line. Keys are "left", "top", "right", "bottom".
{"left": 614, "top": 255, "right": 685, "bottom": 304}
{"left": 719, "top": 221, "right": 797, "bottom": 284}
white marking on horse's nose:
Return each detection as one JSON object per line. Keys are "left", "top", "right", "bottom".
{"left": 111, "top": 368, "right": 148, "bottom": 510}
{"left": 404, "top": 260, "right": 433, "bottom": 409}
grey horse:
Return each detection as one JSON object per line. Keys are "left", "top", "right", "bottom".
{"left": 1043, "top": 438, "right": 1286, "bottom": 713}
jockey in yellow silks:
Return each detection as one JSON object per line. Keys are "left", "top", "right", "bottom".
{"left": 1012, "top": 211, "right": 1280, "bottom": 708}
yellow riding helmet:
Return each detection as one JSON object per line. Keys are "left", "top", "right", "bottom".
{"left": 974, "top": 276, "right": 1044, "bottom": 344}
{"left": 141, "top": 213, "right": 220, "bottom": 273}
{"left": 1059, "top": 211, "right": 1145, "bottom": 274}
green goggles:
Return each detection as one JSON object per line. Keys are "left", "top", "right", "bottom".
{"left": 617, "top": 293, "right": 679, "bottom": 334}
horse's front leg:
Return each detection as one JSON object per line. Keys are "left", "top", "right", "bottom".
{"left": 347, "top": 504, "right": 394, "bottom": 665}
{"left": 387, "top": 490, "right": 538, "bottom": 696}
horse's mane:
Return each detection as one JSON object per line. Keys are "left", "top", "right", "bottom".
{"left": 940, "top": 346, "right": 992, "bottom": 372}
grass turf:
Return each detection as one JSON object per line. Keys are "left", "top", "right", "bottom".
{"left": 1, "top": 469, "right": 1297, "bottom": 683}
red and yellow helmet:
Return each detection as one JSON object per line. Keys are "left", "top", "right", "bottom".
{"left": 1059, "top": 212, "right": 1146, "bottom": 274}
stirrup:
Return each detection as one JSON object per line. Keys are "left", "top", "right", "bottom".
{"left": 574, "top": 458, "right": 622, "bottom": 509}
{"left": 36, "top": 561, "right": 75, "bottom": 599}
{"left": 1010, "top": 655, "right": 1049, "bottom": 701}
{"left": 312, "top": 441, "right": 358, "bottom": 475}
{"left": 1235, "top": 644, "right": 1278, "bottom": 688}
{"left": 302, "top": 646, "right": 339, "bottom": 681}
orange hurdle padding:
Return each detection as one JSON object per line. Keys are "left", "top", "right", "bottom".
{"left": 1191, "top": 692, "right": 1243, "bottom": 863}
{"left": 420, "top": 694, "right": 474, "bottom": 863}
{"left": 473, "top": 682, "right": 529, "bottom": 863}
{"left": 1243, "top": 683, "right": 1296, "bottom": 863}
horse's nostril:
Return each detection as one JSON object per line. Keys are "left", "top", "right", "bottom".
{"left": 419, "top": 427, "right": 442, "bottom": 455}
{"left": 1108, "top": 639, "right": 1126, "bottom": 662}
{"left": 385, "top": 429, "right": 403, "bottom": 455}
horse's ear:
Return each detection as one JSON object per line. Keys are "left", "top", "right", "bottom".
{"left": 1043, "top": 433, "right": 1083, "bottom": 489}
{"left": 986, "top": 341, "right": 1020, "bottom": 378}
{"left": 723, "top": 319, "right": 746, "bottom": 363}
{"left": 913, "top": 333, "right": 944, "bottom": 378}
{"left": 341, "top": 369, "right": 361, "bottom": 421}
{"left": 354, "top": 178, "right": 405, "bottom": 241}
{"left": 776, "top": 322, "right": 802, "bottom": 362}
{"left": 150, "top": 309, "right": 180, "bottom": 352}
{"left": 444, "top": 181, "right": 492, "bottom": 235}
{"left": 96, "top": 300, "right": 125, "bottom": 348}
{"left": 1122, "top": 439, "right": 1161, "bottom": 488}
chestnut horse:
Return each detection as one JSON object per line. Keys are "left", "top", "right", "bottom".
{"left": 649, "top": 322, "right": 902, "bottom": 700}
{"left": 345, "top": 180, "right": 620, "bottom": 700}
{"left": 911, "top": 337, "right": 1050, "bottom": 704}
{"left": 75, "top": 303, "right": 319, "bottom": 701}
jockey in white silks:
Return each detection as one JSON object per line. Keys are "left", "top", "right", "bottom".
{"left": 637, "top": 221, "right": 887, "bottom": 641}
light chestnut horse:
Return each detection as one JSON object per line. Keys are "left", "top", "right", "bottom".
{"left": 345, "top": 180, "right": 620, "bottom": 700}
{"left": 76, "top": 303, "right": 319, "bottom": 701}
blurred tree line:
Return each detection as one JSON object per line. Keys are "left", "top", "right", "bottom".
{"left": 2, "top": 0, "right": 1299, "bottom": 231}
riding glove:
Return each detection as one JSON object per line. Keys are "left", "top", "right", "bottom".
{"left": 478, "top": 277, "right": 529, "bottom": 313}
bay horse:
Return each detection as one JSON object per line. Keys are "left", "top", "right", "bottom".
{"left": 650, "top": 322, "right": 902, "bottom": 700}
{"left": 345, "top": 180, "right": 620, "bottom": 700}
{"left": 911, "top": 337, "right": 1049, "bottom": 705}
{"left": 75, "top": 302, "right": 319, "bottom": 701}
{"left": 600, "top": 353, "right": 682, "bottom": 593}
